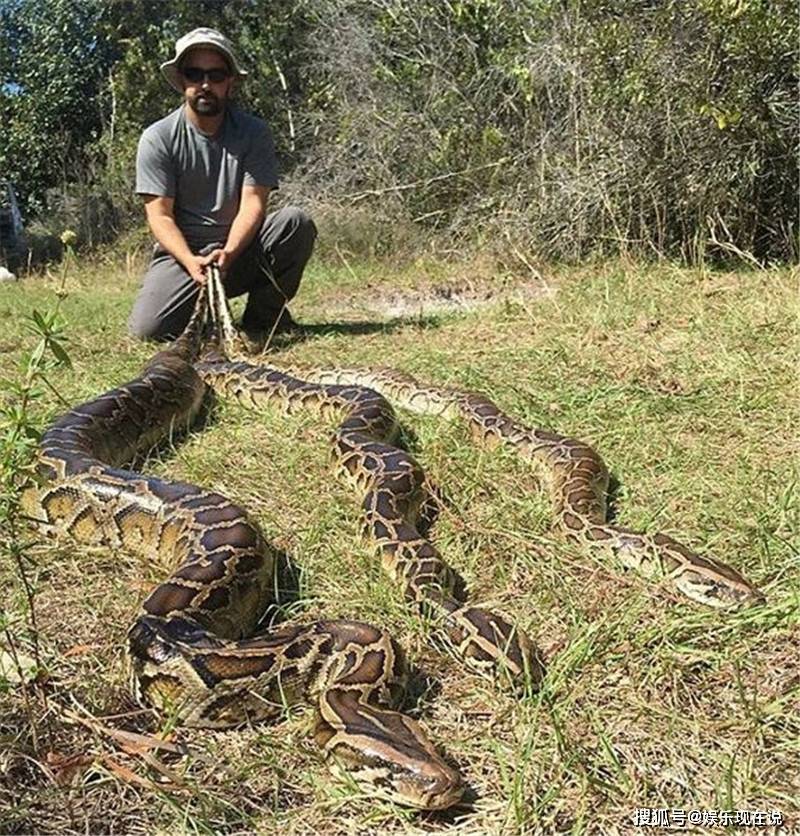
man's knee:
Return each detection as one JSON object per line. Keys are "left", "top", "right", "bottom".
{"left": 128, "top": 305, "right": 185, "bottom": 342}
{"left": 128, "top": 311, "right": 169, "bottom": 341}
{"left": 270, "top": 205, "right": 317, "bottom": 250}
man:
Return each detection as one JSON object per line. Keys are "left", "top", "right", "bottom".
{"left": 129, "top": 27, "right": 316, "bottom": 342}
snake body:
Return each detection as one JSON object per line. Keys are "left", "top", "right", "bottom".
{"left": 21, "top": 290, "right": 464, "bottom": 809}
{"left": 275, "top": 366, "right": 765, "bottom": 609}
{"left": 21, "top": 268, "right": 764, "bottom": 811}
{"left": 201, "top": 269, "right": 542, "bottom": 689}
{"left": 196, "top": 356, "right": 542, "bottom": 690}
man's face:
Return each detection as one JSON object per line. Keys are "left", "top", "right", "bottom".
{"left": 179, "top": 47, "right": 234, "bottom": 117}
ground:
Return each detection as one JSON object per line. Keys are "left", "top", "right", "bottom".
{"left": 0, "top": 248, "right": 797, "bottom": 834}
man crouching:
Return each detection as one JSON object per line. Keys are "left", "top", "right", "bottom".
{"left": 129, "top": 27, "right": 316, "bottom": 343}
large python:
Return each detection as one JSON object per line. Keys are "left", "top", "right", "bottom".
{"left": 199, "top": 270, "right": 543, "bottom": 692}
{"left": 203, "top": 270, "right": 764, "bottom": 612}
{"left": 20, "top": 283, "right": 465, "bottom": 809}
{"left": 271, "top": 368, "right": 766, "bottom": 610}
{"left": 20, "top": 267, "right": 764, "bottom": 811}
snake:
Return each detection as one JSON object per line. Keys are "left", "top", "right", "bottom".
{"left": 198, "top": 270, "right": 543, "bottom": 692}
{"left": 203, "top": 270, "right": 765, "bottom": 612}
{"left": 19, "top": 267, "right": 765, "bottom": 810}
{"left": 20, "top": 283, "right": 464, "bottom": 809}
{"left": 264, "top": 366, "right": 766, "bottom": 610}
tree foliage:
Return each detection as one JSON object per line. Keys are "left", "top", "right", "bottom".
{"left": 0, "top": 0, "right": 796, "bottom": 262}
{"left": 0, "top": 0, "right": 113, "bottom": 215}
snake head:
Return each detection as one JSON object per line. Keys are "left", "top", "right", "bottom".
{"left": 634, "top": 532, "right": 766, "bottom": 609}
{"left": 326, "top": 743, "right": 465, "bottom": 811}
{"left": 674, "top": 565, "right": 766, "bottom": 609}
{"left": 127, "top": 616, "right": 180, "bottom": 709}
{"left": 388, "top": 758, "right": 465, "bottom": 810}
{"left": 668, "top": 545, "right": 766, "bottom": 609}
{"left": 340, "top": 747, "right": 465, "bottom": 810}
{"left": 127, "top": 615, "right": 216, "bottom": 713}
{"left": 317, "top": 689, "right": 464, "bottom": 810}
{"left": 128, "top": 616, "right": 180, "bottom": 666}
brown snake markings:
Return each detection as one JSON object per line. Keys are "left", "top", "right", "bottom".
{"left": 195, "top": 362, "right": 542, "bottom": 692}
{"left": 274, "top": 368, "right": 765, "bottom": 611}
{"left": 21, "top": 268, "right": 764, "bottom": 811}
{"left": 21, "top": 289, "right": 463, "bottom": 809}
{"left": 204, "top": 268, "right": 763, "bottom": 612}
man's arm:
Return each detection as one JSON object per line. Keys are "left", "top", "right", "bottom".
{"left": 206, "top": 184, "right": 270, "bottom": 272}
{"left": 143, "top": 195, "right": 214, "bottom": 284}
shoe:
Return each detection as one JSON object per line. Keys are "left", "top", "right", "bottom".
{"left": 270, "top": 309, "right": 302, "bottom": 335}
{"left": 241, "top": 309, "right": 302, "bottom": 352}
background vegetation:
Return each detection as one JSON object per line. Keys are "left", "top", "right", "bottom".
{"left": 1, "top": 0, "right": 797, "bottom": 264}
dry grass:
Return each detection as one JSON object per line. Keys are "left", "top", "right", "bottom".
{"left": 0, "top": 251, "right": 797, "bottom": 834}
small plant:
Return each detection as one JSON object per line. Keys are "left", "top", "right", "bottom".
{"left": 58, "top": 228, "right": 78, "bottom": 290}
{"left": 59, "top": 229, "right": 77, "bottom": 249}
{"left": 0, "top": 302, "right": 71, "bottom": 752}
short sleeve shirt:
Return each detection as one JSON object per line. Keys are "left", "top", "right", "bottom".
{"left": 135, "top": 105, "right": 279, "bottom": 249}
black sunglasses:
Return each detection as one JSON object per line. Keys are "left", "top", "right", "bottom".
{"left": 182, "top": 66, "right": 230, "bottom": 84}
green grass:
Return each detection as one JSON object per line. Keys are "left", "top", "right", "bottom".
{"left": 0, "top": 250, "right": 797, "bottom": 834}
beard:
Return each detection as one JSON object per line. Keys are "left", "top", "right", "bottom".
{"left": 188, "top": 91, "right": 224, "bottom": 117}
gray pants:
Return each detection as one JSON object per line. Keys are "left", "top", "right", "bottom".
{"left": 129, "top": 206, "right": 317, "bottom": 340}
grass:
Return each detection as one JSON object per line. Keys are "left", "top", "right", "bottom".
{"left": 0, "top": 246, "right": 797, "bottom": 834}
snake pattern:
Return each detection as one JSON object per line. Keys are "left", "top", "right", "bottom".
{"left": 201, "top": 270, "right": 543, "bottom": 689}
{"left": 204, "top": 270, "right": 764, "bottom": 611}
{"left": 268, "top": 366, "right": 766, "bottom": 610}
{"left": 20, "top": 266, "right": 765, "bottom": 811}
{"left": 266, "top": 376, "right": 765, "bottom": 609}
{"left": 20, "top": 285, "right": 463, "bottom": 809}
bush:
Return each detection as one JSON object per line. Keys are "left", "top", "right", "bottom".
{"left": 287, "top": 0, "right": 797, "bottom": 263}
{"left": 2, "top": 0, "right": 796, "bottom": 265}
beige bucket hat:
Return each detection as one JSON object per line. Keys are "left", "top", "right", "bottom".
{"left": 160, "top": 28, "right": 248, "bottom": 92}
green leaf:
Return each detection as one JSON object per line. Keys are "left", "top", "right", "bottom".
{"left": 48, "top": 339, "right": 72, "bottom": 368}
{"left": 30, "top": 309, "right": 47, "bottom": 333}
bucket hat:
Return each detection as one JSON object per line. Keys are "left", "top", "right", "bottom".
{"left": 160, "top": 28, "right": 248, "bottom": 92}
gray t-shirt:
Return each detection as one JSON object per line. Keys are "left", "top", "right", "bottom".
{"left": 136, "top": 105, "right": 279, "bottom": 248}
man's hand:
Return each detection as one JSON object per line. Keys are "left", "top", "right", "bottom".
{"left": 185, "top": 254, "right": 213, "bottom": 285}
{"left": 184, "top": 249, "right": 235, "bottom": 284}
{"left": 141, "top": 187, "right": 268, "bottom": 286}
{"left": 198, "top": 248, "right": 236, "bottom": 276}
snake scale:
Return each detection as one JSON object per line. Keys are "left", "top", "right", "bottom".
{"left": 275, "top": 371, "right": 765, "bottom": 610}
{"left": 20, "top": 267, "right": 764, "bottom": 811}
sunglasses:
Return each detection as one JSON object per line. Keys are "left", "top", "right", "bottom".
{"left": 182, "top": 66, "right": 230, "bottom": 84}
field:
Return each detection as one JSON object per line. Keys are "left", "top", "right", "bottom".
{"left": 0, "top": 250, "right": 797, "bottom": 834}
